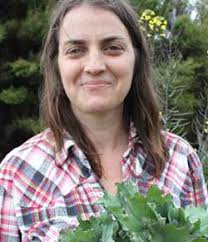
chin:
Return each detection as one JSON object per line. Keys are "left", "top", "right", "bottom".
{"left": 82, "top": 104, "right": 112, "bottom": 113}
{"left": 86, "top": 107, "right": 110, "bottom": 113}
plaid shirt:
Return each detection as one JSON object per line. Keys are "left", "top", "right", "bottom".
{"left": 0, "top": 127, "right": 207, "bottom": 241}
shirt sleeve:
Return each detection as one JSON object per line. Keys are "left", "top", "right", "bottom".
{"left": 0, "top": 185, "right": 20, "bottom": 241}
{"left": 188, "top": 151, "right": 208, "bottom": 206}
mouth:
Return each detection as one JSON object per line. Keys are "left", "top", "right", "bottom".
{"left": 81, "top": 80, "right": 112, "bottom": 89}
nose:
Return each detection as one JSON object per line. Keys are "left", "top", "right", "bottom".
{"left": 84, "top": 50, "right": 106, "bottom": 75}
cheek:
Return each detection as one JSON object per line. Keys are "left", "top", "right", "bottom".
{"left": 118, "top": 52, "right": 135, "bottom": 76}
{"left": 118, "top": 57, "right": 135, "bottom": 93}
{"left": 58, "top": 60, "right": 80, "bottom": 87}
{"left": 114, "top": 58, "right": 135, "bottom": 83}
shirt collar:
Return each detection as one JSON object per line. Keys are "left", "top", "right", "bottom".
{"left": 55, "top": 122, "right": 142, "bottom": 166}
{"left": 129, "top": 122, "right": 142, "bottom": 146}
{"left": 55, "top": 132, "right": 75, "bottom": 166}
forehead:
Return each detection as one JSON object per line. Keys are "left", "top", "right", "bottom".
{"left": 59, "top": 5, "right": 131, "bottom": 43}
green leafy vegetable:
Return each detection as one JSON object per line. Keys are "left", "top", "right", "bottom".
{"left": 60, "top": 182, "right": 208, "bottom": 242}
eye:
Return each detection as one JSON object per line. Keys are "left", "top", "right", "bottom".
{"left": 103, "top": 45, "right": 124, "bottom": 55}
{"left": 65, "top": 47, "right": 85, "bottom": 57}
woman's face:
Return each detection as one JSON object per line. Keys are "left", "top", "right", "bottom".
{"left": 58, "top": 5, "right": 135, "bottom": 117}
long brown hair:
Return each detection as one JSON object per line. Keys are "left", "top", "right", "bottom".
{"left": 40, "top": 0, "right": 167, "bottom": 178}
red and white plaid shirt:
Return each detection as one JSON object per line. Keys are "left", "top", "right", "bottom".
{"left": 0, "top": 126, "right": 207, "bottom": 241}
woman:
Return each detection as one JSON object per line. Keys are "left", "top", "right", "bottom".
{"left": 0, "top": 0, "right": 207, "bottom": 241}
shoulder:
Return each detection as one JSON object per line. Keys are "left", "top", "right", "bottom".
{"left": 156, "top": 131, "right": 207, "bottom": 207}
{"left": 161, "top": 130, "right": 197, "bottom": 157}
{"left": 162, "top": 130, "right": 194, "bottom": 155}
{"left": 1, "top": 128, "right": 55, "bottom": 164}
{"left": 0, "top": 129, "right": 56, "bottom": 186}
{"left": 161, "top": 130, "right": 201, "bottom": 171}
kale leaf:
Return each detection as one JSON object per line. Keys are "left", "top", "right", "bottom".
{"left": 60, "top": 182, "right": 208, "bottom": 242}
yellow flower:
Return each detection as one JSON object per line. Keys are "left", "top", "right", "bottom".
{"left": 204, "top": 128, "right": 208, "bottom": 134}
{"left": 160, "top": 25, "right": 167, "bottom": 30}
{"left": 145, "top": 15, "right": 151, "bottom": 21}
{"left": 139, "top": 9, "right": 167, "bottom": 39}
{"left": 149, "top": 24, "right": 154, "bottom": 30}
{"left": 154, "top": 18, "right": 162, "bottom": 26}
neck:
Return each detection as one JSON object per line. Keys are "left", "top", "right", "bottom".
{"left": 72, "top": 107, "right": 129, "bottom": 153}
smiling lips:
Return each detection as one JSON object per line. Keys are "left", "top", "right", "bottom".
{"left": 81, "top": 80, "right": 112, "bottom": 89}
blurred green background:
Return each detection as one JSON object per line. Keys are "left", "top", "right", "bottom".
{"left": 0, "top": 0, "right": 207, "bottom": 180}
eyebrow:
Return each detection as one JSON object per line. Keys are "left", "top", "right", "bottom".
{"left": 63, "top": 36, "right": 128, "bottom": 47}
